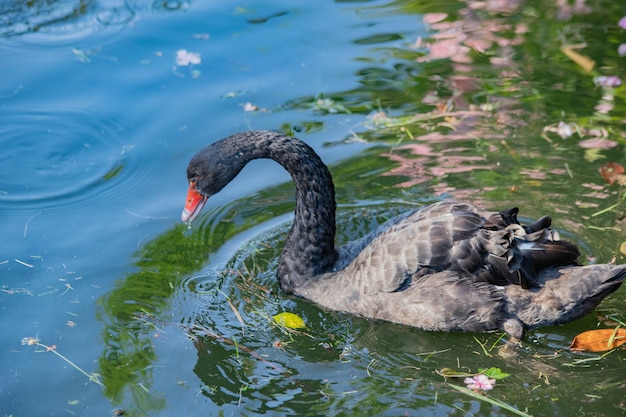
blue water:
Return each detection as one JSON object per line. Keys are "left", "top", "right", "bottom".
{"left": 1, "top": 1, "right": 422, "bottom": 415}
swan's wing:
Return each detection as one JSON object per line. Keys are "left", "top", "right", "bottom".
{"left": 340, "top": 200, "right": 580, "bottom": 293}
{"left": 342, "top": 201, "right": 490, "bottom": 293}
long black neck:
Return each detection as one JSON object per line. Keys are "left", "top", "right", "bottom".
{"left": 217, "top": 131, "right": 338, "bottom": 293}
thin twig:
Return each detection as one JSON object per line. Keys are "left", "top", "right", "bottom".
{"left": 23, "top": 211, "right": 41, "bottom": 238}
{"left": 591, "top": 192, "right": 626, "bottom": 217}
{"left": 448, "top": 384, "right": 533, "bottom": 417}
{"left": 125, "top": 209, "right": 169, "bottom": 220}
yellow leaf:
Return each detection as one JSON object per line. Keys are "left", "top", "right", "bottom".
{"left": 620, "top": 242, "right": 626, "bottom": 256}
{"left": 273, "top": 312, "right": 306, "bottom": 329}
{"left": 569, "top": 328, "right": 626, "bottom": 352}
{"left": 561, "top": 46, "right": 595, "bottom": 73}
{"left": 583, "top": 148, "right": 604, "bottom": 163}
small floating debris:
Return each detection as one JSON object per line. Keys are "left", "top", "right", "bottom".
{"left": 14, "top": 258, "right": 34, "bottom": 268}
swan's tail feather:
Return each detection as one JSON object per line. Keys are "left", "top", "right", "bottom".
{"left": 505, "top": 264, "right": 626, "bottom": 329}
{"left": 514, "top": 241, "right": 580, "bottom": 267}
{"left": 508, "top": 239, "right": 581, "bottom": 288}
{"left": 523, "top": 215, "right": 552, "bottom": 234}
{"left": 497, "top": 207, "right": 519, "bottom": 226}
{"left": 476, "top": 210, "right": 581, "bottom": 288}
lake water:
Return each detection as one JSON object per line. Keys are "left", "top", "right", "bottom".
{"left": 1, "top": 0, "right": 625, "bottom": 416}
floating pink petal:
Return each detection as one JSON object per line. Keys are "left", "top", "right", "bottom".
{"left": 242, "top": 102, "right": 258, "bottom": 112}
{"left": 176, "top": 49, "right": 201, "bottom": 66}
{"left": 619, "top": 16, "right": 626, "bottom": 29}
{"left": 464, "top": 375, "right": 495, "bottom": 392}
{"left": 619, "top": 44, "right": 626, "bottom": 57}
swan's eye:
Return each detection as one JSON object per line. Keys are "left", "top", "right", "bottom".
{"left": 188, "top": 174, "right": 202, "bottom": 187}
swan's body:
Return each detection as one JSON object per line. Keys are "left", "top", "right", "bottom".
{"left": 183, "top": 130, "right": 625, "bottom": 340}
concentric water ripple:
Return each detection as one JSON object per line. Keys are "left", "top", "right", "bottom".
{"left": 0, "top": 108, "right": 142, "bottom": 209}
{"left": 0, "top": 0, "right": 134, "bottom": 45}
{"left": 0, "top": 0, "right": 192, "bottom": 47}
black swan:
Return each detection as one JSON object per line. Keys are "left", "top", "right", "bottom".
{"left": 182, "top": 130, "right": 625, "bottom": 341}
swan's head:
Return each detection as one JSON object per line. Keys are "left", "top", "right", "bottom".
{"left": 182, "top": 140, "right": 248, "bottom": 224}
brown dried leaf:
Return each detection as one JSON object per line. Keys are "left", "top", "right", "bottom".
{"left": 595, "top": 312, "right": 621, "bottom": 327}
{"left": 569, "top": 328, "right": 626, "bottom": 352}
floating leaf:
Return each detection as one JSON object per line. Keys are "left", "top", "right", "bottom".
{"left": 599, "top": 161, "right": 624, "bottom": 185}
{"left": 273, "top": 312, "right": 306, "bottom": 329}
{"left": 479, "top": 367, "right": 510, "bottom": 380}
{"left": 569, "top": 328, "right": 626, "bottom": 352}
{"left": 595, "top": 312, "right": 622, "bottom": 327}
{"left": 103, "top": 162, "right": 124, "bottom": 181}
{"left": 620, "top": 242, "right": 626, "bottom": 256}
{"left": 436, "top": 368, "right": 475, "bottom": 378}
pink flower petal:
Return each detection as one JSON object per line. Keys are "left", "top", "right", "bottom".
{"left": 464, "top": 375, "right": 495, "bottom": 391}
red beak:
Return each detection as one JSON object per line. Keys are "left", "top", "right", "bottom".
{"left": 181, "top": 181, "right": 208, "bottom": 223}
